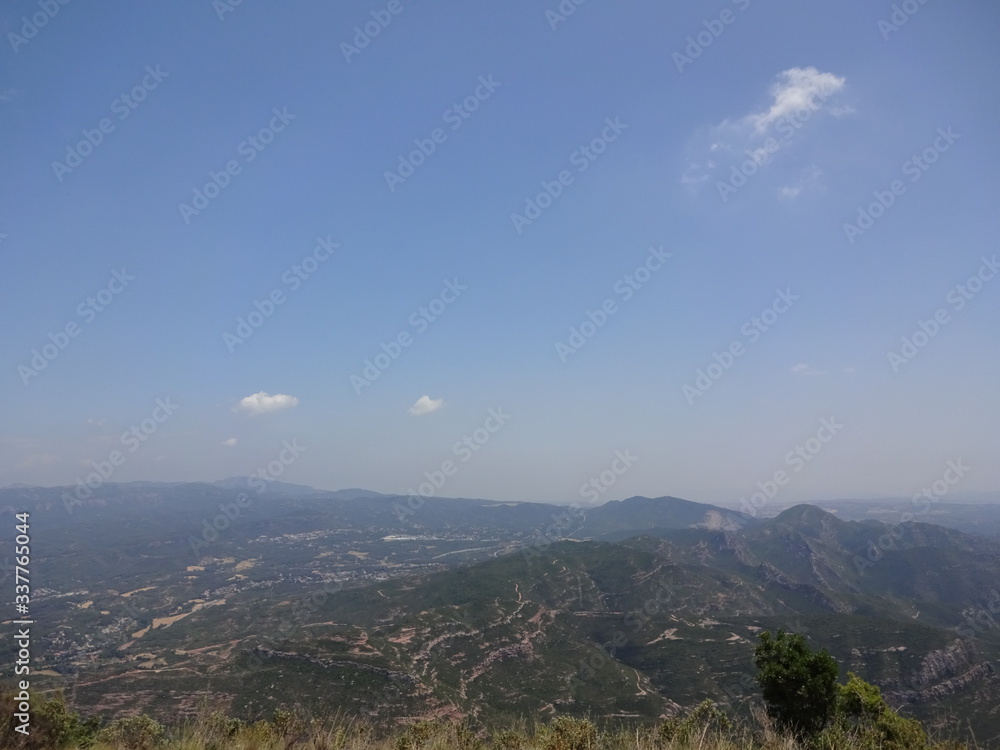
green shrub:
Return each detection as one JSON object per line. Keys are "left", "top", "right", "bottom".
{"left": 658, "top": 699, "right": 732, "bottom": 746}
{"left": 541, "top": 716, "right": 598, "bottom": 750}
{"left": 96, "top": 714, "right": 165, "bottom": 749}
{"left": 453, "top": 721, "right": 486, "bottom": 750}
{"left": 831, "top": 672, "right": 929, "bottom": 750}
{"left": 753, "top": 629, "right": 839, "bottom": 738}
{"left": 271, "top": 707, "right": 297, "bottom": 736}
{"left": 0, "top": 689, "right": 100, "bottom": 749}
{"left": 492, "top": 728, "right": 530, "bottom": 750}
{"left": 394, "top": 720, "right": 445, "bottom": 750}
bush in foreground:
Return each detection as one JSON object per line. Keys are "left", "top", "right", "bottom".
{"left": 0, "top": 681, "right": 969, "bottom": 750}
{"left": 753, "top": 629, "right": 840, "bottom": 738}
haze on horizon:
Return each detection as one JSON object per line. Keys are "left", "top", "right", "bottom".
{"left": 1, "top": 1, "right": 998, "bottom": 508}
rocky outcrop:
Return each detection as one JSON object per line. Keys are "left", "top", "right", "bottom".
{"left": 757, "top": 562, "right": 852, "bottom": 613}
{"left": 888, "top": 638, "right": 996, "bottom": 703}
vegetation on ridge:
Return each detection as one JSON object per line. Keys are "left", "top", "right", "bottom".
{"left": 0, "top": 631, "right": 970, "bottom": 750}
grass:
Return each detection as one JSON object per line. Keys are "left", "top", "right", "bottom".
{"left": 1, "top": 690, "right": 977, "bottom": 750}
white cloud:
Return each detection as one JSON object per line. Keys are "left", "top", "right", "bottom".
{"left": 828, "top": 105, "right": 856, "bottom": 118}
{"left": 681, "top": 163, "right": 711, "bottom": 190}
{"left": 745, "top": 67, "right": 846, "bottom": 134}
{"left": 792, "top": 363, "right": 824, "bottom": 376}
{"left": 235, "top": 391, "right": 299, "bottom": 416}
{"left": 778, "top": 165, "right": 824, "bottom": 200}
{"left": 408, "top": 395, "right": 444, "bottom": 417}
{"left": 87, "top": 418, "right": 108, "bottom": 427}
{"left": 682, "top": 68, "right": 847, "bottom": 193}
{"left": 222, "top": 438, "right": 238, "bottom": 447}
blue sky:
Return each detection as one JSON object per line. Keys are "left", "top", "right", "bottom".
{"left": 1, "top": 0, "right": 998, "bottom": 507}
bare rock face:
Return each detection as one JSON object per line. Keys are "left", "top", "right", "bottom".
{"left": 700, "top": 510, "right": 744, "bottom": 532}
{"left": 756, "top": 562, "right": 852, "bottom": 613}
{"left": 889, "top": 638, "right": 997, "bottom": 703}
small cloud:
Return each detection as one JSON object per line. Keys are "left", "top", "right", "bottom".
{"left": 235, "top": 391, "right": 299, "bottom": 416}
{"left": 842, "top": 367, "right": 856, "bottom": 376}
{"left": 745, "top": 67, "right": 846, "bottom": 134}
{"left": 683, "top": 68, "right": 848, "bottom": 193}
{"left": 792, "top": 363, "right": 824, "bottom": 376}
{"left": 222, "top": 438, "right": 238, "bottom": 447}
{"left": 408, "top": 395, "right": 444, "bottom": 417}
{"left": 87, "top": 418, "right": 108, "bottom": 427}
{"left": 0, "top": 87, "right": 17, "bottom": 103}
{"left": 778, "top": 166, "right": 823, "bottom": 201}
{"left": 681, "top": 164, "right": 710, "bottom": 190}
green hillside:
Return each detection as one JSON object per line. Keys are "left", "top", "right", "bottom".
{"left": 16, "top": 502, "right": 998, "bottom": 743}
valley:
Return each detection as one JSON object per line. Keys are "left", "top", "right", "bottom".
{"left": 3, "top": 482, "right": 1000, "bottom": 743}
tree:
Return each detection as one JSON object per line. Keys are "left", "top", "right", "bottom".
{"left": 836, "top": 672, "right": 929, "bottom": 750}
{"left": 753, "top": 629, "right": 839, "bottom": 737}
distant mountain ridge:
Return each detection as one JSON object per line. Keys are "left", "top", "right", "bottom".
{"left": 211, "top": 476, "right": 389, "bottom": 500}
{"left": 20, "top": 495, "right": 997, "bottom": 739}
{"left": 580, "top": 494, "right": 752, "bottom": 539}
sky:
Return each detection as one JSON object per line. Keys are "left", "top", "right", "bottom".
{"left": 1, "top": 0, "right": 998, "bottom": 508}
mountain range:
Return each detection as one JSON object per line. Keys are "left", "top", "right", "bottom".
{"left": 2, "top": 482, "right": 999, "bottom": 742}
